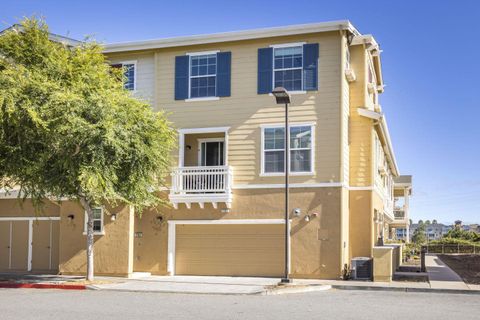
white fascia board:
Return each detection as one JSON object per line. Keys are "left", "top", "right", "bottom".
{"left": 357, "top": 108, "right": 399, "bottom": 176}
{"left": 104, "top": 20, "right": 358, "bottom": 53}
{"left": 378, "top": 115, "right": 400, "bottom": 176}
{"left": 178, "top": 126, "right": 230, "bottom": 134}
{"left": 357, "top": 108, "right": 383, "bottom": 120}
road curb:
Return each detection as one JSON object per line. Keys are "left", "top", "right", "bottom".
{"left": 331, "top": 284, "right": 480, "bottom": 295}
{"left": 0, "top": 282, "right": 86, "bottom": 290}
{"left": 85, "top": 284, "right": 332, "bottom": 295}
{"left": 263, "top": 284, "right": 332, "bottom": 295}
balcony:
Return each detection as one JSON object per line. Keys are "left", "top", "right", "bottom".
{"left": 169, "top": 166, "right": 233, "bottom": 209}
{"left": 394, "top": 210, "right": 406, "bottom": 220}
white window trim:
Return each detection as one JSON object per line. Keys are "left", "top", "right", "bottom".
{"left": 269, "top": 42, "right": 306, "bottom": 49}
{"left": 187, "top": 52, "right": 218, "bottom": 99}
{"left": 271, "top": 44, "right": 304, "bottom": 92}
{"left": 114, "top": 60, "right": 137, "bottom": 92}
{"left": 260, "top": 123, "right": 315, "bottom": 176}
{"left": 185, "top": 97, "right": 220, "bottom": 102}
{"left": 83, "top": 207, "right": 105, "bottom": 236}
{"left": 197, "top": 137, "right": 226, "bottom": 166}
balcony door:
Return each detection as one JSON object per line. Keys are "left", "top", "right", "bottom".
{"left": 199, "top": 139, "right": 225, "bottom": 166}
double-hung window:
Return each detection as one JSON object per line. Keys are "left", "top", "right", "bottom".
{"left": 84, "top": 207, "right": 104, "bottom": 235}
{"left": 111, "top": 62, "right": 136, "bottom": 91}
{"left": 189, "top": 54, "right": 217, "bottom": 98}
{"left": 273, "top": 46, "right": 303, "bottom": 92}
{"left": 263, "top": 125, "right": 313, "bottom": 174}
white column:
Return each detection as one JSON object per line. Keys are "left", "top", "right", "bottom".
{"left": 178, "top": 133, "right": 185, "bottom": 167}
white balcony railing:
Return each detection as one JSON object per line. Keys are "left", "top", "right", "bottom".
{"left": 169, "top": 166, "right": 233, "bottom": 209}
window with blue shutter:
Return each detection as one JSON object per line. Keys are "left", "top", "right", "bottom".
{"left": 175, "top": 52, "right": 231, "bottom": 99}
{"left": 257, "top": 48, "right": 273, "bottom": 94}
{"left": 260, "top": 43, "right": 319, "bottom": 93}
{"left": 175, "top": 56, "right": 189, "bottom": 100}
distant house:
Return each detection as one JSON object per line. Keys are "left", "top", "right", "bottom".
{"left": 409, "top": 222, "right": 452, "bottom": 241}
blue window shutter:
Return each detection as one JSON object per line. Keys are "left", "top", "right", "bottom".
{"left": 303, "top": 43, "right": 319, "bottom": 91}
{"left": 257, "top": 47, "right": 273, "bottom": 94}
{"left": 175, "top": 55, "right": 189, "bottom": 100}
{"left": 216, "top": 52, "right": 231, "bottom": 97}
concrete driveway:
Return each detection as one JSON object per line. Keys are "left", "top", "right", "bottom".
{"left": 90, "top": 276, "right": 284, "bottom": 295}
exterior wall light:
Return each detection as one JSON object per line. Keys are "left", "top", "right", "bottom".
{"left": 110, "top": 214, "right": 117, "bottom": 221}
{"left": 67, "top": 214, "right": 75, "bottom": 221}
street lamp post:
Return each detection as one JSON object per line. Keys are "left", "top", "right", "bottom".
{"left": 271, "top": 87, "right": 292, "bottom": 284}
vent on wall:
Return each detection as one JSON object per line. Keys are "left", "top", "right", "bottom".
{"left": 351, "top": 257, "right": 373, "bottom": 280}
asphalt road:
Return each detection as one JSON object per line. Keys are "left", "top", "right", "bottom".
{"left": 0, "top": 288, "right": 479, "bottom": 320}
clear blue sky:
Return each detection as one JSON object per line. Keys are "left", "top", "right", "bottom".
{"left": 2, "top": 1, "right": 479, "bottom": 224}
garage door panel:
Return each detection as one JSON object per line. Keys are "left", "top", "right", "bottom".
{"left": 175, "top": 224, "right": 285, "bottom": 277}
{"left": 32, "top": 221, "right": 51, "bottom": 271}
{"left": 10, "top": 221, "right": 29, "bottom": 271}
{"left": 0, "top": 222, "right": 10, "bottom": 270}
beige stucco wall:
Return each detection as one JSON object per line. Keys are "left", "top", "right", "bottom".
{"left": 58, "top": 201, "right": 134, "bottom": 277}
{"left": 373, "top": 246, "right": 393, "bottom": 282}
{"left": 134, "top": 187, "right": 344, "bottom": 279}
{"left": 0, "top": 199, "right": 60, "bottom": 217}
{"left": 349, "top": 190, "right": 374, "bottom": 258}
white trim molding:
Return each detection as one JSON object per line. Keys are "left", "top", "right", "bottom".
{"left": 233, "top": 182, "right": 345, "bottom": 189}
{"left": 167, "top": 219, "right": 290, "bottom": 276}
{"left": 185, "top": 97, "right": 220, "bottom": 102}
{"left": 186, "top": 50, "right": 220, "bottom": 56}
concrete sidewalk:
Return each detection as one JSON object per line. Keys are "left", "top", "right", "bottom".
{"left": 425, "top": 254, "right": 470, "bottom": 290}
{"left": 89, "top": 275, "right": 332, "bottom": 295}
{"left": 88, "top": 272, "right": 480, "bottom": 295}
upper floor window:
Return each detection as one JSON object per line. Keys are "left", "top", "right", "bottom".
{"left": 175, "top": 52, "right": 231, "bottom": 100}
{"left": 273, "top": 46, "right": 303, "bottom": 91}
{"left": 84, "top": 207, "right": 104, "bottom": 235}
{"left": 262, "top": 124, "right": 314, "bottom": 175}
{"left": 258, "top": 43, "right": 318, "bottom": 95}
{"left": 190, "top": 54, "right": 217, "bottom": 98}
{"left": 111, "top": 61, "right": 136, "bottom": 91}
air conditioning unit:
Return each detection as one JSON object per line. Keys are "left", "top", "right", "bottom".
{"left": 351, "top": 257, "right": 373, "bottom": 280}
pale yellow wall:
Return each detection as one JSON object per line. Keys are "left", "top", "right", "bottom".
{"left": 348, "top": 45, "right": 373, "bottom": 187}
{"left": 107, "top": 32, "right": 345, "bottom": 186}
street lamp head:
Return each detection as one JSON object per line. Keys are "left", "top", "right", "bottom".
{"left": 272, "top": 87, "right": 291, "bottom": 104}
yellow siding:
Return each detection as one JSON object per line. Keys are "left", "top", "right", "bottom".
{"left": 146, "top": 32, "right": 344, "bottom": 185}
{"left": 349, "top": 45, "right": 373, "bottom": 187}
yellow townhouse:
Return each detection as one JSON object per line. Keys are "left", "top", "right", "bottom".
{"left": 0, "top": 20, "right": 412, "bottom": 281}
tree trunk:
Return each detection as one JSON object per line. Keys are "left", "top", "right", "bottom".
{"left": 79, "top": 197, "right": 94, "bottom": 281}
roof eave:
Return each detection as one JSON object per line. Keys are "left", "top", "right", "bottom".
{"left": 103, "top": 20, "right": 358, "bottom": 53}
